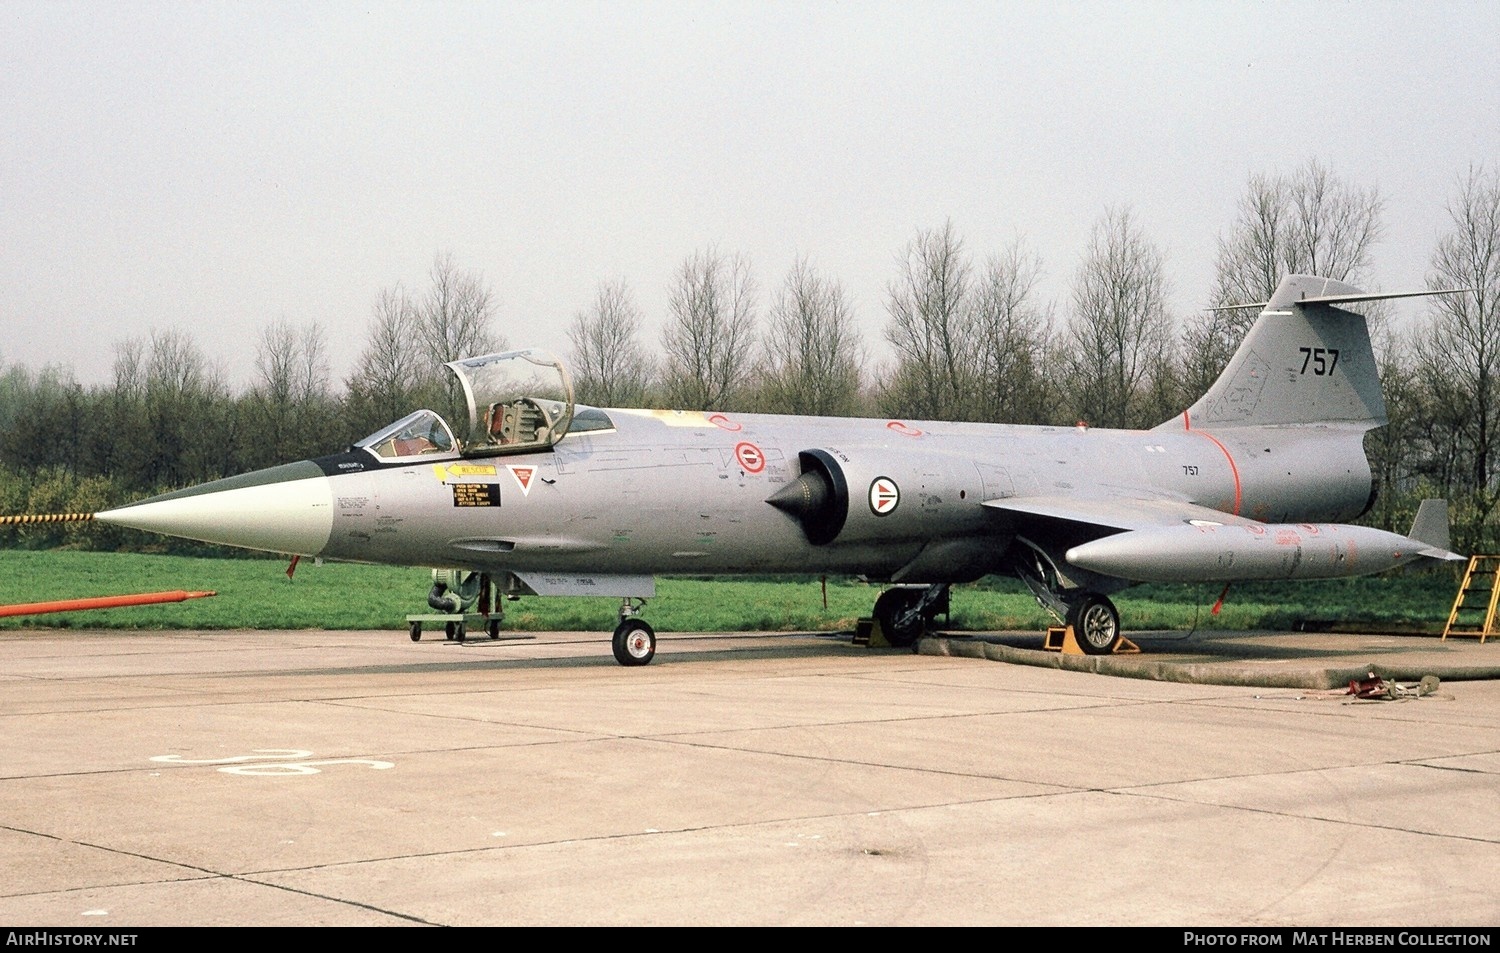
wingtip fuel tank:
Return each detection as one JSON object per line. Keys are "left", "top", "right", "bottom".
{"left": 1065, "top": 520, "right": 1462, "bottom": 585}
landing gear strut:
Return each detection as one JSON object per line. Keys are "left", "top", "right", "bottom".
{"left": 1012, "top": 538, "right": 1124, "bottom": 655}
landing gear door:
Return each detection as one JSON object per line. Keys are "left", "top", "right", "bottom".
{"left": 444, "top": 349, "right": 575, "bottom": 457}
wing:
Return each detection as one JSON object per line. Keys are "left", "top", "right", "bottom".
{"left": 983, "top": 493, "right": 1255, "bottom": 532}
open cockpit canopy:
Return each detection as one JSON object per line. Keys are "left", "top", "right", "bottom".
{"left": 445, "top": 349, "right": 575, "bottom": 456}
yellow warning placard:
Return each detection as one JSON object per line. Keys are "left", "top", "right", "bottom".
{"left": 433, "top": 463, "right": 499, "bottom": 480}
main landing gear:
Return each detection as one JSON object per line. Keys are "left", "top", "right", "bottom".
{"left": 1064, "top": 592, "right": 1121, "bottom": 655}
{"left": 872, "top": 584, "right": 950, "bottom": 648}
{"left": 1009, "top": 542, "right": 1126, "bottom": 655}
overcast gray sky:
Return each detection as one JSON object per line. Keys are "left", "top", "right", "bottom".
{"left": 3, "top": 0, "right": 1497, "bottom": 391}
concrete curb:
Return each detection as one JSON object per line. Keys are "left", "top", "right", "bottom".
{"left": 920, "top": 633, "right": 1500, "bottom": 690}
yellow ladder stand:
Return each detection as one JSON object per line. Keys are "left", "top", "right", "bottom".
{"left": 1443, "top": 555, "right": 1500, "bottom": 643}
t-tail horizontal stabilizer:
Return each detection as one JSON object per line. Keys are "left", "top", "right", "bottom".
{"left": 1162, "top": 276, "right": 1469, "bottom": 433}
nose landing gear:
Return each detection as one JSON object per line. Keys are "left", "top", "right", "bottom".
{"left": 612, "top": 598, "right": 656, "bottom": 666}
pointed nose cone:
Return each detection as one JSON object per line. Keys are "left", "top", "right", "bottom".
{"left": 766, "top": 471, "right": 831, "bottom": 518}
{"left": 96, "top": 461, "right": 334, "bottom": 556}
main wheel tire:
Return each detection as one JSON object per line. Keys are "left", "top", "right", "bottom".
{"left": 454, "top": 622, "right": 467, "bottom": 643}
{"left": 488, "top": 619, "right": 501, "bottom": 640}
{"left": 444, "top": 621, "right": 457, "bottom": 641}
{"left": 409, "top": 622, "right": 422, "bottom": 642}
{"left": 612, "top": 619, "right": 656, "bottom": 666}
{"left": 1067, "top": 594, "right": 1121, "bottom": 655}
{"left": 873, "top": 587, "right": 926, "bottom": 648}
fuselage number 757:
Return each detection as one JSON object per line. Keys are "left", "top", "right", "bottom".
{"left": 1299, "top": 347, "right": 1340, "bottom": 376}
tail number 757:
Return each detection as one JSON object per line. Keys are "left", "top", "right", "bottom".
{"left": 1299, "top": 347, "right": 1340, "bottom": 376}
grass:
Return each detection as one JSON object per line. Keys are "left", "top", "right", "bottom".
{"left": 0, "top": 549, "right": 1465, "bottom": 633}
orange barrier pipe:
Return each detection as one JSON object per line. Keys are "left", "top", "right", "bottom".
{"left": 0, "top": 590, "right": 217, "bottom": 618}
{"left": 0, "top": 513, "right": 95, "bottom": 525}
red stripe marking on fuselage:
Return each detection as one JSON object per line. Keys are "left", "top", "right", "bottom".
{"left": 1187, "top": 427, "right": 1243, "bottom": 516}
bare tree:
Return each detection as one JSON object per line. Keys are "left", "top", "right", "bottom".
{"left": 143, "top": 328, "right": 210, "bottom": 399}
{"left": 109, "top": 337, "right": 147, "bottom": 401}
{"left": 568, "top": 278, "right": 655, "bottom": 407}
{"left": 1066, "top": 207, "right": 1175, "bottom": 429}
{"left": 757, "top": 257, "right": 864, "bottom": 416}
{"left": 415, "top": 252, "right": 506, "bottom": 425}
{"left": 660, "top": 248, "right": 758, "bottom": 410}
{"left": 101, "top": 329, "right": 232, "bottom": 489}
{"left": 1182, "top": 160, "right": 1385, "bottom": 392}
{"left": 1411, "top": 166, "right": 1500, "bottom": 552}
{"left": 244, "top": 318, "right": 335, "bottom": 467}
{"left": 418, "top": 251, "right": 505, "bottom": 367}
{"left": 346, "top": 285, "right": 427, "bottom": 434}
{"left": 254, "top": 319, "right": 330, "bottom": 407}
{"left": 880, "top": 220, "right": 976, "bottom": 420}
{"left": 1214, "top": 159, "right": 1384, "bottom": 304}
{"left": 970, "top": 240, "right": 1054, "bottom": 424}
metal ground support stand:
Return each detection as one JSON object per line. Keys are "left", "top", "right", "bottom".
{"left": 407, "top": 571, "right": 533, "bottom": 644}
{"left": 406, "top": 612, "right": 514, "bottom": 643}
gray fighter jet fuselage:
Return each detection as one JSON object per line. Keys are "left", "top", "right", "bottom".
{"left": 97, "top": 275, "right": 1465, "bottom": 664}
{"left": 295, "top": 408, "right": 1371, "bottom": 580}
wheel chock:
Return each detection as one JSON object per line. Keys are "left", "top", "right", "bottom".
{"left": 854, "top": 617, "right": 893, "bottom": 648}
{"left": 1044, "top": 626, "right": 1141, "bottom": 655}
{"left": 1045, "top": 625, "right": 1088, "bottom": 653}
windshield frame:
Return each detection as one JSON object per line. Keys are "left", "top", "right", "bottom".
{"left": 352, "top": 409, "right": 461, "bottom": 462}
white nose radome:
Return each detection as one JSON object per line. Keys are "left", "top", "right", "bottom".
{"left": 96, "top": 463, "right": 334, "bottom": 556}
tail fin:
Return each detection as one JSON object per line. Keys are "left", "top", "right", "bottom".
{"left": 1409, "top": 498, "right": 1465, "bottom": 561}
{"left": 1160, "top": 275, "right": 1386, "bottom": 431}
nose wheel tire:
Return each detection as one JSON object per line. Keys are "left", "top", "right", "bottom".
{"left": 1067, "top": 594, "right": 1121, "bottom": 655}
{"left": 612, "top": 619, "right": 657, "bottom": 666}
